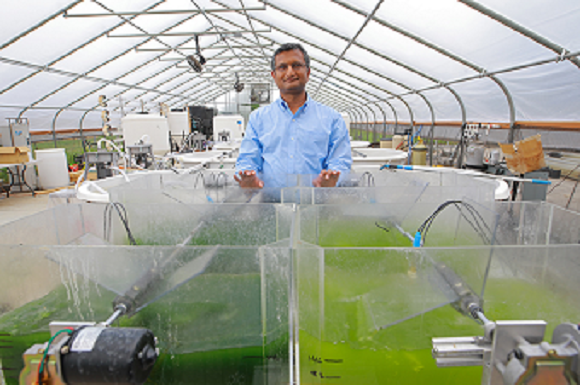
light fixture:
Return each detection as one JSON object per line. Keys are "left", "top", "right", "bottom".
{"left": 186, "top": 55, "right": 202, "bottom": 72}
{"left": 186, "top": 35, "right": 206, "bottom": 72}
{"left": 233, "top": 73, "right": 244, "bottom": 93}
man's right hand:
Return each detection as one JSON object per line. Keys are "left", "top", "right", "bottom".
{"left": 234, "top": 170, "right": 264, "bottom": 189}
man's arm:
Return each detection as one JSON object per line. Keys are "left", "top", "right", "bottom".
{"left": 313, "top": 114, "right": 352, "bottom": 187}
{"left": 235, "top": 113, "right": 264, "bottom": 188}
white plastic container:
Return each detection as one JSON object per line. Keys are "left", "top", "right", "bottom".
{"left": 121, "top": 114, "right": 170, "bottom": 156}
{"left": 213, "top": 115, "right": 245, "bottom": 142}
{"left": 167, "top": 111, "right": 189, "bottom": 136}
{"left": 351, "top": 148, "right": 408, "bottom": 167}
{"left": 35, "top": 148, "right": 69, "bottom": 190}
{"left": 392, "top": 135, "right": 405, "bottom": 150}
{"left": 350, "top": 140, "right": 370, "bottom": 149}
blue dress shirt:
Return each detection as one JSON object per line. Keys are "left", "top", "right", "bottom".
{"left": 236, "top": 96, "right": 352, "bottom": 188}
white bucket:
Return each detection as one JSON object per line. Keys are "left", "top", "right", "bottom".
{"left": 35, "top": 148, "right": 69, "bottom": 190}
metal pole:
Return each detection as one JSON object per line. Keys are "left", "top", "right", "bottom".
{"left": 64, "top": 7, "right": 266, "bottom": 17}
{"left": 313, "top": 0, "right": 385, "bottom": 98}
{"left": 52, "top": 110, "right": 63, "bottom": 148}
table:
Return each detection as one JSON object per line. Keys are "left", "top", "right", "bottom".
{"left": 0, "top": 161, "right": 37, "bottom": 197}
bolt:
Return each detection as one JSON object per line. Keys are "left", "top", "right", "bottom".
{"left": 61, "top": 346, "right": 69, "bottom": 355}
{"left": 548, "top": 349, "right": 556, "bottom": 356}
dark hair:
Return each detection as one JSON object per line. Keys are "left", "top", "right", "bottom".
{"left": 270, "top": 43, "right": 311, "bottom": 71}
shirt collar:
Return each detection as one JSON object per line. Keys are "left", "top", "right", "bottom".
{"left": 278, "top": 93, "right": 311, "bottom": 112}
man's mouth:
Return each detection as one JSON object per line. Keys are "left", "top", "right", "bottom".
{"left": 284, "top": 77, "right": 298, "bottom": 82}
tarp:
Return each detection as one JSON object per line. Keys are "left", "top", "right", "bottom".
{"left": 0, "top": 0, "right": 579, "bottom": 132}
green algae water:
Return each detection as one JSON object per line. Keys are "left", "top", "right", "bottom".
{"left": 295, "top": 246, "right": 580, "bottom": 384}
{"left": 0, "top": 266, "right": 288, "bottom": 385}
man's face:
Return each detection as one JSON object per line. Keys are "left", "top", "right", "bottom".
{"left": 271, "top": 49, "right": 310, "bottom": 95}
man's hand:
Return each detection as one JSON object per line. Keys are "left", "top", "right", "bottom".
{"left": 234, "top": 170, "right": 264, "bottom": 189}
{"left": 313, "top": 170, "right": 340, "bottom": 188}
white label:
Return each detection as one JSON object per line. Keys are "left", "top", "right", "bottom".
{"left": 70, "top": 327, "right": 104, "bottom": 352}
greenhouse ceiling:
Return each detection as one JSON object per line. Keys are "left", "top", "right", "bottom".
{"left": 1, "top": 0, "right": 580, "bottom": 132}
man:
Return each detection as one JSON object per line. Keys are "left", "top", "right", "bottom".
{"left": 234, "top": 43, "right": 352, "bottom": 189}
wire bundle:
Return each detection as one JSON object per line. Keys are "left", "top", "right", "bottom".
{"left": 38, "top": 328, "right": 73, "bottom": 385}
{"left": 416, "top": 200, "right": 495, "bottom": 246}
{"left": 104, "top": 202, "right": 137, "bottom": 245}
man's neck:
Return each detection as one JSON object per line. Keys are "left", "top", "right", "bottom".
{"left": 281, "top": 92, "right": 307, "bottom": 114}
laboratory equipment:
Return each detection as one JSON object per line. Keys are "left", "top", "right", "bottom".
{"left": 432, "top": 315, "right": 580, "bottom": 384}
{"left": 84, "top": 150, "right": 119, "bottom": 180}
{"left": 126, "top": 143, "right": 154, "bottom": 169}
{"left": 212, "top": 115, "right": 245, "bottom": 142}
{"left": 20, "top": 320, "right": 158, "bottom": 385}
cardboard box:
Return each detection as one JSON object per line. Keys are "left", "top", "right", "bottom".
{"left": 499, "top": 134, "right": 546, "bottom": 174}
{"left": 0, "top": 146, "right": 30, "bottom": 164}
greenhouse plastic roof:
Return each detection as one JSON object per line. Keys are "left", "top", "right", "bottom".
{"left": 1, "top": 0, "right": 580, "bottom": 131}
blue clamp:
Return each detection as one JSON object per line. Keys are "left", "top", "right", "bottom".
{"left": 413, "top": 232, "right": 422, "bottom": 247}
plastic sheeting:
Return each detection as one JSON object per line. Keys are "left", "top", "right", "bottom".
{"left": 0, "top": 0, "right": 579, "bottom": 132}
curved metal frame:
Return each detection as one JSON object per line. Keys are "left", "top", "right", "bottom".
{"left": 0, "top": 0, "right": 577, "bottom": 141}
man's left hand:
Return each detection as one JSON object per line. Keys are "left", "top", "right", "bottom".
{"left": 313, "top": 169, "right": 340, "bottom": 188}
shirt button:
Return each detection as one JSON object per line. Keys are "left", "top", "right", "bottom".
{"left": 290, "top": 155, "right": 293, "bottom": 158}
{"left": 292, "top": 119, "right": 295, "bottom": 122}
{"left": 291, "top": 137, "right": 294, "bottom": 140}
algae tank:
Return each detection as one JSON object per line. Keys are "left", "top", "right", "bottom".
{"left": 1, "top": 171, "right": 579, "bottom": 384}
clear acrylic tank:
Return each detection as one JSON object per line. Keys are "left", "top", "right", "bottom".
{"left": 0, "top": 202, "right": 294, "bottom": 385}
{"left": 293, "top": 200, "right": 580, "bottom": 384}
{"left": 1, "top": 170, "right": 579, "bottom": 384}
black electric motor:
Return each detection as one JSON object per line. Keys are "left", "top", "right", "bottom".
{"left": 60, "top": 327, "right": 157, "bottom": 385}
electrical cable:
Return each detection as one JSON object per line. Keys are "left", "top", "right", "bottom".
{"left": 375, "top": 221, "right": 390, "bottom": 233}
{"left": 548, "top": 162, "right": 580, "bottom": 194}
{"left": 103, "top": 202, "right": 137, "bottom": 245}
{"left": 38, "top": 328, "right": 73, "bottom": 385}
{"left": 417, "top": 200, "right": 495, "bottom": 246}
{"left": 566, "top": 179, "right": 579, "bottom": 209}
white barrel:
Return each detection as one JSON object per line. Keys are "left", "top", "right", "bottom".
{"left": 121, "top": 114, "right": 170, "bottom": 156}
{"left": 167, "top": 111, "right": 189, "bottom": 136}
{"left": 35, "top": 148, "right": 69, "bottom": 190}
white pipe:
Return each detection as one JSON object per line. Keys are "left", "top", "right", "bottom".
{"left": 97, "top": 138, "right": 129, "bottom": 169}
{"left": 85, "top": 181, "right": 108, "bottom": 194}
{"left": 109, "top": 166, "right": 130, "bottom": 182}
{"left": 75, "top": 166, "right": 95, "bottom": 192}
